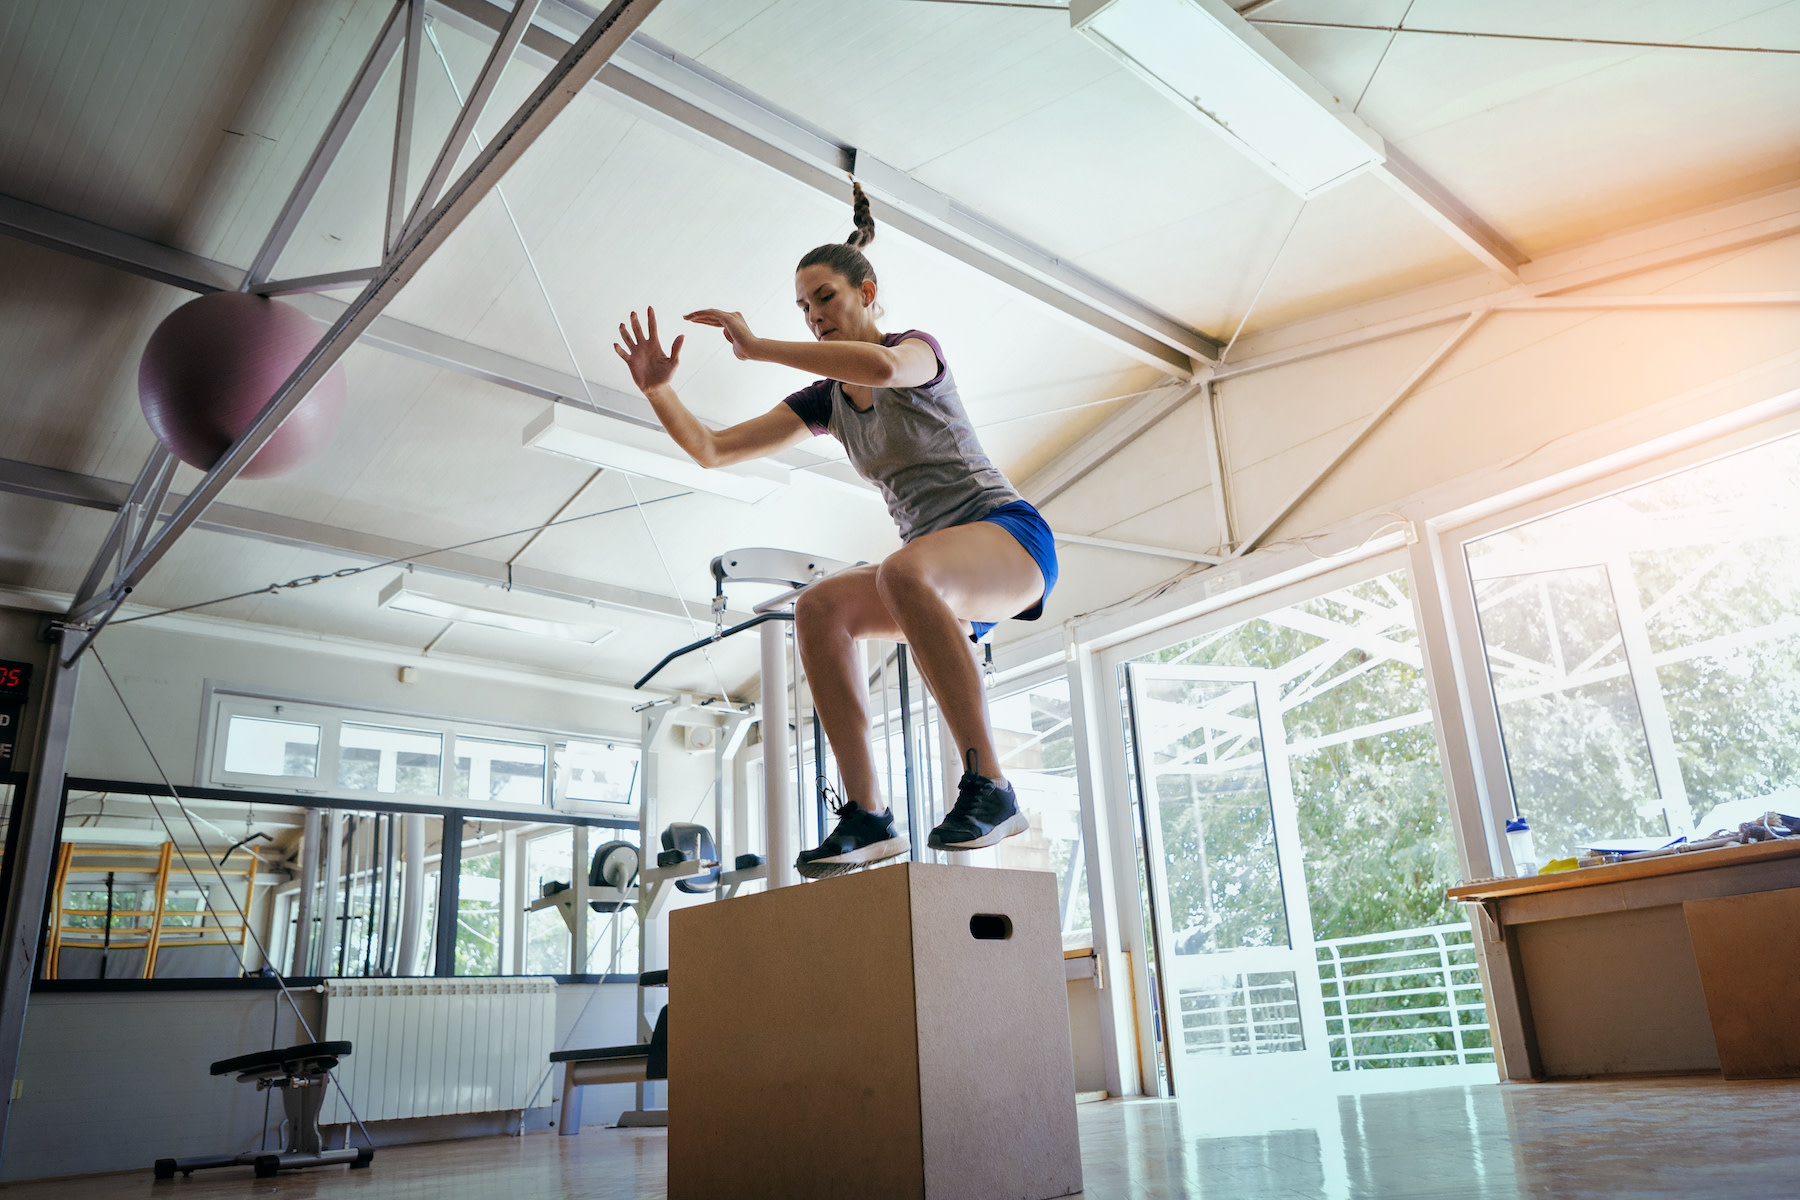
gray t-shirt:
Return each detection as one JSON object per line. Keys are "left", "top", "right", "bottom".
{"left": 783, "top": 330, "right": 1020, "bottom": 543}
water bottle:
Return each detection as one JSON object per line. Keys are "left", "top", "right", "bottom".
{"left": 1505, "top": 817, "right": 1537, "bottom": 878}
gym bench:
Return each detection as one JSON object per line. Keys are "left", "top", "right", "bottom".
{"left": 154, "top": 1040, "right": 373, "bottom": 1180}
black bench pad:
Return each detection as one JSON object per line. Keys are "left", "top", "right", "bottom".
{"left": 550, "top": 1043, "right": 649, "bottom": 1064}
{"left": 212, "top": 1041, "right": 353, "bottom": 1077}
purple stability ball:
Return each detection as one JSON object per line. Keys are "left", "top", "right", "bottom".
{"left": 138, "top": 292, "right": 347, "bottom": 478}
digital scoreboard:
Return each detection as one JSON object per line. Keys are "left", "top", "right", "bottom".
{"left": 0, "top": 658, "right": 31, "bottom": 771}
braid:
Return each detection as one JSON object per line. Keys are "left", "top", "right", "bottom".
{"left": 847, "top": 181, "right": 876, "bottom": 248}
{"left": 796, "top": 180, "right": 879, "bottom": 287}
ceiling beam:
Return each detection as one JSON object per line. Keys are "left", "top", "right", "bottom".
{"left": 0, "top": 196, "right": 873, "bottom": 492}
{"left": 0, "top": 192, "right": 241, "bottom": 292}
{"left": 60, "top": 0, "right": 666, "bottom": 661}
{"left": 1020, "top": 377, "right": 1202, "bottom": 506}
{"left": 245, "top": 1, "right": 408, "bottom": 287}
{"left": 0, "top": 455, "right": 718, "bottom": 624}
{"left": 433, "top": 0, "right": 1218, "bottom": 374}
{"left": 1371, "top": 145, "right": 1524, "bottom": 280}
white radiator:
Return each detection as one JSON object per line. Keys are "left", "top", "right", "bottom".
{"left": 319, "top": 978, "right": 557, "bottom": 1124}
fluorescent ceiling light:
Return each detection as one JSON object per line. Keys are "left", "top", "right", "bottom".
{"left": 1072, "top": 0, "right": 1384, "bottom": 197}
{"left": 61, "top": 827, "right": 168, "bottom": 847}
{"left": 523, "top": 405, "right": 788, "bottom": 504}
{"left": 379, "top": 577, "right": 615, "bottom": 644}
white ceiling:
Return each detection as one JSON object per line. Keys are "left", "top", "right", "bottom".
{"left": 1, "top": 0, "right": 1797, "bottom": 696}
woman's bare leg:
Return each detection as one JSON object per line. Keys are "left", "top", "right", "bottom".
{"left": 793, "top": 566, "right": 903, "bottom": 813}
{"left": 875, "top": 523, "right": 1044, "bottom": 784}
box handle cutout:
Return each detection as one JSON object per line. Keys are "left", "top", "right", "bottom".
{"left": 969, "top": 913, "right": 1012, "bottom": 940}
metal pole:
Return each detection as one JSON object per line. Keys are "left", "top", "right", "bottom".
{"left": 396, "top": 813, "right": 424, "bottom": 975}
{"left": 376, "top": 813, "right": 396, "bottom": 974}
{"left": 315, "top": 810, "right": 344, "bottom": 976}
{"left": 433, "top": 813, "right": 464, "bottom": 977}
{"left": 0, "top": 629, "right": 78, "bottom": 1156}
{"left": 291, "top": 808, "right": 321, "bottom": 976}
{"left": 897, "top": 645, "right": 919, "bottom": 860}
{"left": 761, "top": 620, "right": 794, "bottom": 888}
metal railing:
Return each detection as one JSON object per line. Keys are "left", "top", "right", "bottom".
{"left": 1315, "top": 922, "right": 1492, "bottom": 1071}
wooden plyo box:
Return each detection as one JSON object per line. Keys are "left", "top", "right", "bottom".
{"left": 668, "top": 862, "right": 1082, "bottom": 1200}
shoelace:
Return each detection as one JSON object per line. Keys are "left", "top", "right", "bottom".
{"left": 947, "top": 749, "right": 986, "bottom": 818}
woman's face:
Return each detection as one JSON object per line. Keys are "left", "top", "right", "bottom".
{"left": 794, "top": 264, "right": 877, "bottom": 341}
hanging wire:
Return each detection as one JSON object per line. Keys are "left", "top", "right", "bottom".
{"left": 89, "top": 647, "right": 375, "bottom": 1148}
{"left": 427, "top": 20, "right": 734, "bottom": 705}
{"left": 1220, "top": 200, "right": 1306, "bottom": 364}
{"left": 108, "top": 492, "right": 689, "bottom": 627}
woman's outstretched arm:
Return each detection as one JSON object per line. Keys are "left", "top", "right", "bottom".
{"left": 685, "top": 308, "right": 938, "bottom": 389}
{"left": 615, "top": 307, "right": 812, "bottom": 468}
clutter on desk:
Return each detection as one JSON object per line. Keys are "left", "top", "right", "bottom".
{"left": 1552, "top": 812, "right": 1800, "bottom": 873}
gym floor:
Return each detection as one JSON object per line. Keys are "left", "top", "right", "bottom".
{"left": 4, "top": 1076, "right": 1794, "bottom": 1198}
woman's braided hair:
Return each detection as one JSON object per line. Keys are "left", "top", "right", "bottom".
{"left": 796, "top": 181, "right": 877, "bottom": 287}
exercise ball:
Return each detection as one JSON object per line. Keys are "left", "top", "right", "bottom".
{"left": 138, "top": 291, "right": 346, "bottom": 478}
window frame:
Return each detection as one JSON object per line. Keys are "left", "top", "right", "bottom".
{"left": 1430, "top": 412, "right": 1800, "bottom": 876}
{"left": 198, "top": 684, "right": 638, "bottom": 818}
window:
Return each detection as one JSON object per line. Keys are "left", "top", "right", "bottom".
{"left": 454, "top": 738, "right": 547, "bottom": 806}
{"left": 557, "top": 740, "right": 638, "bottom": 806}
{"left": 336, "top": 723, "right": 442, "bottom": 794}
{"left": 1118, "top": 568, "right": 1491, "bottom": 1078}
{"left": 207, "top": 691, "right": 630, "bottom": 813}
{"left": 1464, "top": 432, "right": 1800, "bottom": 864}
{"left": 989, "top": 676, "right": 1090, "bottom": 940}
{"left": 222, "top": 715, "right": 320, "bottom": 779}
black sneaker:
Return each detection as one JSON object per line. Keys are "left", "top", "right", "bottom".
{"left": 928, "top": 751, "right": 1030, "bottom": 851}
{"left": 795, "top": 796, "right": 910, "bottom": 879}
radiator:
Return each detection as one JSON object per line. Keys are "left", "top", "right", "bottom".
{"left": 319, "top": 978, "right": 557, "bottom": 1124}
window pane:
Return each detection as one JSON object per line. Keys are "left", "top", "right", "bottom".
{"left": 1136, "top": 675, "right": 1290, "bottom": 953}
{"left": 1469, "top": 566, "right": 1664, "bottom": 858}
{"left": 990, "top": 678, "right": 1088, "bottom": 941}
{"left": 337, "top": 723, "right": 443, "bottom": 795}
{"left": 223, "top": 715, "right": 320, "bottom": 778}
{"left": 45, "top": 793, "right": 448, "bottom": 981}
{"left": 524, "top": 828, "right": 575, "bottom": 974}
{"left": 558, "top": 741, "right": 639, "bottom": 805}
{"left": 1466, "top": 432, "right": 1800, "bottom": 860}
{"left": 456, "top": 820, "right": 504, "bottom": 976}
{"left": 454, "top": 738, "right": 546, "bottom": 806}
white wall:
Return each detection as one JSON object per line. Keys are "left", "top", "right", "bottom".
{"left": 2, "top": 980, "right": 641, "bottom": 1182}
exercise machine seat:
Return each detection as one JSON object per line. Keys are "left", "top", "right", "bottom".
{"left": 211, "top": 1041, "right": 351, "bottom": 1078}
{"left": 588, "top": 840, "right": 640, "bottom": 913}
{"left": 660, "top": 823, "right": 721, "bottom": 894}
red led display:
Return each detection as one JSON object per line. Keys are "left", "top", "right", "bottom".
{"left": 0, "top": 661, "right": 30, "bottom": 699}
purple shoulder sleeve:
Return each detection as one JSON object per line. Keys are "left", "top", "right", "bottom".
{"left": 890, "top": 330, "right": 947, "bottom": 388}
{"left": 782, "top": 379, "right": 833, "bottom": 435}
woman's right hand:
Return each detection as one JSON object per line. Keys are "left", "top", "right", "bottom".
{"left": 614, "top": 307, "right": 684, "bottom": 394}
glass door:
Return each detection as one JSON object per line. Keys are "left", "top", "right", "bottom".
{"left": 1125, "top": 664, "right": 1332, "bottom": 1101}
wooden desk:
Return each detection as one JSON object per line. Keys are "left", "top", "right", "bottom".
{"left": 1449, "top": 840, "right": 1800, "bottom": 1080}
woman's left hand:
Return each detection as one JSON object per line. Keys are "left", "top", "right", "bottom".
{"left": 685, "top": 309, "right": 759, "bottom": 361}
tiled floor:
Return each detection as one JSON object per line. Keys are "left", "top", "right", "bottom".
{"left": 5, "top": 1076, "right": 1797, "bottom": 1198}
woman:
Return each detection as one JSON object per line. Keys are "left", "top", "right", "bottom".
{"left": 613, "top": 184, "right": 1058, "bottom": 879}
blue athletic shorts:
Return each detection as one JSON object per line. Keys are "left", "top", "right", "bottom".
{"left": 966, "top": 499, "right": 1058, "bottom": 643}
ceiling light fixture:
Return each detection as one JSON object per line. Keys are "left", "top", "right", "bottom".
{"left": 523, "top": 405, "right": 788, "bottom": 504}
{"left": 379, "top": 578, "right": 615, "bottom": 644}
{"left": 1072, "top": 0, "right": 1384, "bottom": 197}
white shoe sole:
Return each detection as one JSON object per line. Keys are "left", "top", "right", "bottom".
{"left": 930, "top": 812, "right": 1029, "bottom": 852}
{"left": 795, "top": 835, "right": 911, "bottom": 879}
